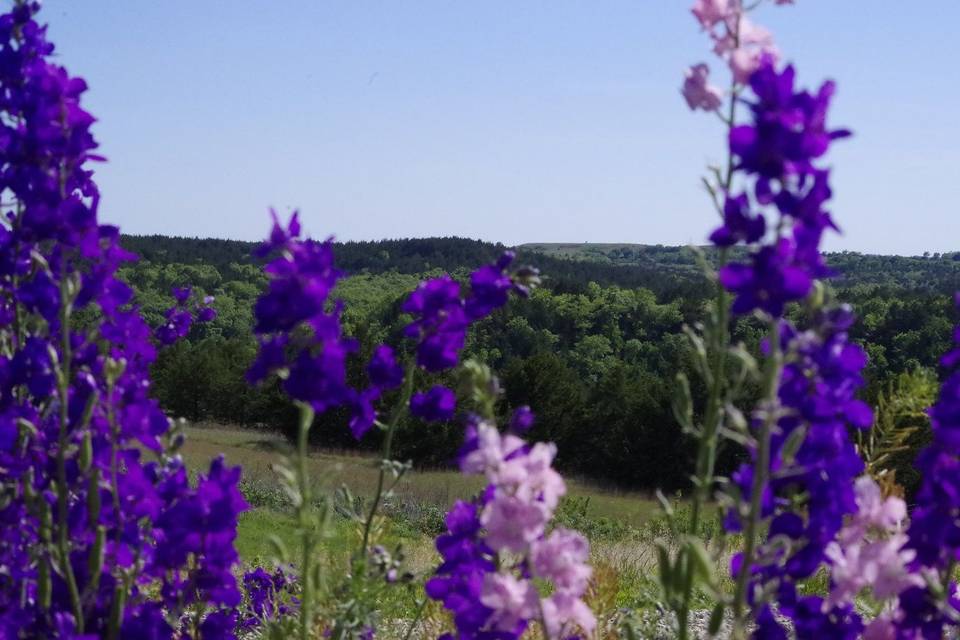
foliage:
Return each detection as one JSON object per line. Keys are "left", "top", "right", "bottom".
{"left": 859, "top": 368, "right": 937, "bottom": 497}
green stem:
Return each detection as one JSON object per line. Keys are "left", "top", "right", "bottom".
{"left": 297, "top": 403, "right": 316, "bottom": 640}
{"left": 55, "top": 270, "right": 84, "bottom": 632}
{"left": 360, "top": 361, "right": 416, "bottom": 556}
{"left": 9, "top": 203, "right": 23, "bottom": 358}
{"left": 400, "top": 597, "right": 429, "bottom": 640}
{"left": 103, "top": 381, "right": 126, "bottom": 638}
{"left": 676, "top": 249, "right": 730, "bottom": 640}
{"left": 731, "top": 319, "right": 782, "bottom": 638}
{"left": 676, "top": 30, "right": 740, "bottom": 638}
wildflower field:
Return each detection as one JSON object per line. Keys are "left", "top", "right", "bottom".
{"left": 2, "top": 0, "right": 959, "bottom": 639}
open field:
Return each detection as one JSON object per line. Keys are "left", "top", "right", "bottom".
{"left": 180, "top": 422, "right": 664, "bottom": 530}
{"left": 178, "top": 422, "right": 715, "bottom": 632}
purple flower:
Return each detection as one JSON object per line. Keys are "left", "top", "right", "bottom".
{"left": 509, "top": 406, "right": 535, "bottom": 434}
{"left": 403, "top": 252, "right": 530, "bottom": 373}
{"left": 708, "top": 193, "right": 766, "bottom": 247}
{"left": 465, "top": 251, "right": 516, "bottom": 320}
{"left": 253, "top": 235, "right": 341, "bottom": 334}
{"left": 153, "top": 456, "right": 248, "bottom": 610}
{"left": 430, "top": 420, "right": 594, "bottom": 638}
{"left": 9, "top": 337, "right": 56, "bottom": 398}
{"left": 199, "top": 610, "right": 238, "bottom": 640}
{"left": 719, "top": 239, "right": 812, "bottom": 316}
{"left": 730, "top": 63, "right": 850, "bottom": 181}
{"left": 715, "top": 60, "right": 849, "bottom": 319}
{"left": 425, "top": 500, "right": 500, "bottom": 637}
{"left": 349, "top": 387, "right": 382, "bottom": 439}
{"left": 248, "top": 214, "right": 368, "bottom": 431}
{"left": 172, "top": 286, "right": 191, "bottom": 304}
{"left": 896, "top": 296, "right": 960, "bottom": 636}
{"left": 724, "top": 308, "right": 872, "bottom": 633}
{"left": 681, "top": 63, "right": 723, "bottom": 112}
{"left": 367, "top": 345, "right": 404, "bottom": 391}
{"left": 239, "top": 565, "right": 298, "bottom": 630}
{"left": 121, "top": 603, "right": 173, "bottom": 639}
{"left": 154, "top": 285, "right": 218, "bottom": 344}
{"left": 410, "top": 385, "right": 456, "bottom": 423}
{"left": 246, "top": 335, "right": 288, "bottom": 385}
{"left": 283, "top": 339, "right": 358, "bottom": 413}
{"left": 403, "top": 276, "right": 468, "bottom": 373}
{"left": 156, "top": 307, "right": 193, "bottom": 345}
{"left": 0, "top": 4, "right": 248, "bottom": 635}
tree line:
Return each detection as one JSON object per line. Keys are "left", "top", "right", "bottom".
{"left": 122, "top": 234, "right": 959, "bottom": 491}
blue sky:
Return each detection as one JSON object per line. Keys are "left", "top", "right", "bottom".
{"left": 41, "top": 0, "right": 960, "bottom": 255}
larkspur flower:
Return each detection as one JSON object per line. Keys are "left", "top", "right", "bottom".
{"left": 403, "top": 251, "right": 533, "bottom": 373}
{"left": 686, "top": 0, "right": 787, "bottom": 93}
{"left": 430, "top": 418, "right": 593, "bottom": 639}
{"left": 824, "top": 477, "right": 921, "bottom": 609}
{"left": 723, "top": 307, "right": 873, "bottom": 636}
{"left": 402, "top": 276, "right": 467, "bottom": 373}
{"left": 509, "top": 405, "right": 535, "bottom": 433}
{"left": 0, "top": 4, "right": 244, "bottom": 635}
{"left": 896, "top": 295, "right": 960, "bottom": 637}
{"left": 367, "top": 344, "right": 404, "bottom": 391}
{"left": 682, "top": 63, "right": 724, "bottom": 112}
{"left": 247, "top": 212, "right": 369, "bottom": 432}
{"left": 425, "top": 500, "right": 499, "bottom": 638}
{"left": 409, "top": 385, "right": 456, "bottom": 423}
{"left": 691, "top": 0, "right": 732, "bottom": 30}
{"left": 715, "top": 61, "right": 850, "bottom": 317}
{"left": 239, "top": 565, "right": 299, "bottom": 630}
{"left": 708, "top": 193, "right": 766, "bottom": 247}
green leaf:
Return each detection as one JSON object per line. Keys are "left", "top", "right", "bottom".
{"left": 686, "top": 537, "right": 714, "bottom": 585}
{"left": 708, "top": 601, "right": 725, "bottom": 636}
{"left": 672, "top": 372, "right": 694, "bottom": 432}
{"left": 268, "top": 534, "right": 289, "bottom": 562}
{"left": 656, "top": 543, "right": 674, "bottom": 598}
{"left": 780, "top": 424, "right": 808, "bottom": 462}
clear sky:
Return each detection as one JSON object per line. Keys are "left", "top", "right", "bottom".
{"left": 40, "top": 0, "right": 960, "bottom": 255}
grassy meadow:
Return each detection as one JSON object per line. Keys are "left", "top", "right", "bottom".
{"left": 179, "top": 423, "right": 720, "bottom": 634}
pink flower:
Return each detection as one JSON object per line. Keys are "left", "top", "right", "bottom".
{"left": 682, "top": 63, "right": 724, "bottom": 111}
{"left": 824, "top": 540, "right": 866, "bottom": 606}
{"left": 863, "top": 612, "right": 897, "bottom": 640}
{"left": 436, "top": 410, "right": 594, "bottom": 638}
{"left": 724, "top": 18, "right": 779, "bottom": 83}
{"left": 837, "top": 476, "right": 908, "bottom": 546}
{"left": 480, "top": 573, "right": 539, "bottom": 632}
{"left": 542, "top": 591, "right": 597, "bottom": 638}
{"left": 825, "top": 534, "right": 921, "bottom": 608}
{"left": 825, "top": 478, "right": 923, "bottom": 609}
{"left": 871, "top": 534, "right": 922, "bottom": 600}
{"left": 728, "top": 48, "right": 762, "bottom": 83}
{"left": 457, "top": 422, "right": 499, "bottom": 475}
{"left": 691, "top": 0, "right": 733, "bottom": 30}
{"left": 500, "top": 441, "right": 566, "bottom": 509}
{"left": 482, "top": 494, "right": 549, "bottom": 552}
{"left": 531, "top": 528, "right": 592, "bottom": 592}
{"left": 854, "top": 476, "right": 907, "bottom": 531}
{"left": 460, "top": 421, "right": 522, "bottom": 476}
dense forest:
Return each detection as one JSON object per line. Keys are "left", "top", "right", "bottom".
{"left": 122, "top": 234, "right": 958, "bottom": 491}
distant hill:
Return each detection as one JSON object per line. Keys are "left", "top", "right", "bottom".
{"left": 120, "top": 235, "right": 710, "bottom": 299}
{"left": 521, "top": 242, "right": 960, "bottom": 294}
{"left": 119, "top": 235, "right": 960, "bottom": 300}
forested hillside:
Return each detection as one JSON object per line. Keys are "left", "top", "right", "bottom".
{"left": 122, "top": 235, "right": 958, "bottom": 490}
{"left": 523, "top": 242, "right": 960, "bottom": 293}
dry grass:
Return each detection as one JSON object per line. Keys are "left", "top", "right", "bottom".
{"left": 180, "top": 422, "right": 662, "bottom": 528}
{"left": 182, "top": 422, "right": 678, "bottom": 624}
